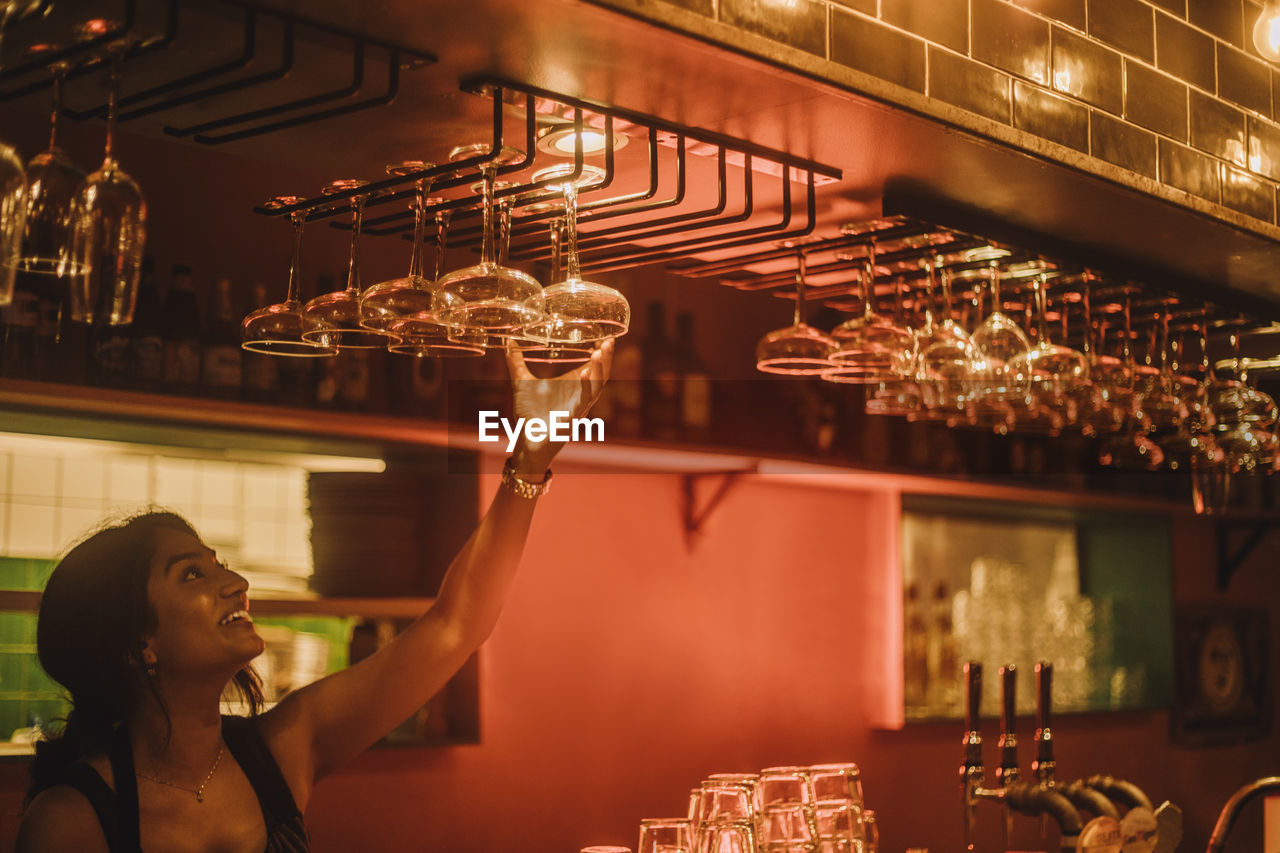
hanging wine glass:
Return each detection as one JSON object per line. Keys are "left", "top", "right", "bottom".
{"left": 241, "top": 197, "right": 336, "bottom": 357}
{"left": 433, "top": 144, "right": 543, "bottom": 332}
{"left": 1098, "top": 288, "right": 1164, "bottom": 470}
{"left": 385, "top": 199, "right": 487, "bottom": 358}
{"left": 966, "top": 258, "right": 1031, "bottom": 432}
{"left": 756, "top": 249, "right": 836, "bottom": 375}
{"left": 913, "top": 262, "right": 981, "bottom": 425}
{"left": 824, "top": 242, "right": 915, "bottom": 383}
{"left": 301, "top": 179, "right": 397, "bottom": 348}
{"left": 1006, "top": 274, "right": 1088, "bottom": 435}
{"left": 1210, "top": 326, "right": 1279, "bottom": 473}
{"left": 0, "top": 142, "right": 22, "bottom": 307}
{"left": 865, "top": 274, "right": 924, "bottom": 416}
{"left": 1066, "top": 278, "right": 1125, "bottom": 437}
{"left": 519, "top": 162, "right": 630, "bottom": 346}
{"left": 506, "top": 204, "right": 593, "bottom": 365}
{"left": 19, "top": 52, "right": 85, "bottom": 276}
{"left": 67, "top": 55, "right": 146, "bottom": 325}
{"left": 359, "top": 161, "right": 439, "bottom": 332}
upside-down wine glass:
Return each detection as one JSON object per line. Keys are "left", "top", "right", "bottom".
{"left": 359, "top": 161, "right": 439, "bottom": 332}
{"left": 966, "top": 257, "right": 1031, "bottom": 432}
{"left": 865, "top": 274, "right": 924, "bottom": 416}
{"left": 1098, "top": 288, "right": 1164, "bottom": 469}
{"left": 19, "top": 51, "right": 85, "bottom": 277}
{"left": 755, "top": 249, "right": 836, "bottom": 374}
{"left": 506, "top": 206, "right": 594, "bottom": 364}
{"left": 824, "top": 242, "right": 915, "bottom": 384}
{"left": 384, "top": 198, "right": 487, "bottom": 358}
{"left": 0, "top": 142, "right": 22, "bottom": 306}
{"left": 1006, "top": 274, "right": 1089, "bottom": 435}
{"left": 913, "top": 263, "right": 981, "bottom": 425}
{"left": 433, "top": 144, "right": 544, "bottom": 332}
{"left": 520, "top": 162, "right": 630, "bottom": 347}
{"left": 241, "top": 198, "right": 336, "bottom": 357}
{"left": 301, "top": 179, "right": 397, "bottom": 348}
{"left": 67, "top": 56, "right": 146, "bottom": 324}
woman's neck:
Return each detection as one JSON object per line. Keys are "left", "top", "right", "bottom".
{"left": 129, "top": 678, "right": 226, "bottom": 774}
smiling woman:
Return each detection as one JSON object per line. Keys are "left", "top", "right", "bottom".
{"left": 13, "top": 342, "right": 613, "bottom": 853}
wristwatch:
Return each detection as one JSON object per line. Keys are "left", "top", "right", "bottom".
{"left": 501, "top": 457, "right": 552, "bottom": 499}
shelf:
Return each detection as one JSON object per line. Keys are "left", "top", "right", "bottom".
{"left": 0, "top": 378, "right": 1223, "bottom": 517}
{"left": 0, "top": 589, "right": 435, "bottom": 618}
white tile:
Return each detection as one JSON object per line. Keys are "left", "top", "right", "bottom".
{"left": 154, "top": 458, "right": 199, "bottom": 515}
{"left": 0, "top": 452, "right": 10, "bottom": 497}
{"left": 280, "top": 468, "right": 307, "bottom": 512}
{"left": 10, "top": 456, "right": 59, "bottom": 500}
{"left": 57, "top": 506, "right": 104, "bottom": 549}
{"left": 107, "top": 457, "right": 152, "bottom": 504}
{"left": 200, "top": 462, "right": 238, "bottom": 510}
{"left": 0, "top": 501, "right": 9, "bottom": 553}
{"left": 242, "top": 467, "right": 283, "bottom": 512}
{"left": 59, "top": 458, "right": 107, "bottom": 504}
{"left": 8, "top": 503, "right": 57, "bottom": 558}
{"left": 198, "top": 514, "right": 240, "bottom": 548}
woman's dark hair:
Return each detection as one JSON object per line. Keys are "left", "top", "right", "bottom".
{"left": 27, "top": 510, "right": 263, "bottom": 802}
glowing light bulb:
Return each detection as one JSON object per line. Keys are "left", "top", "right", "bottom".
{"left": 1253, "top": 1, "right": 1280, "bottom": 62}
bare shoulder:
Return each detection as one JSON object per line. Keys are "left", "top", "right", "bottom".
{"left": 15, "top": 786, "right": 111, "bottom": 853}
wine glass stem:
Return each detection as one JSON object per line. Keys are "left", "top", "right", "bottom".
{"left": 988, "top": 262, "right": 1002, "bottom": 318}
{"left": 549, "top": 218, "right": 563, "bottom": 282}
{"left": 1034, "top": 276, "right": 1050, "bottom": 343}
{"left": 921, "top": 259, "right": 937, "bottom": 330}
{"left": 863, "top": 243, "right": 877, "bottom": 320}
{"left": 1080, "top": 283, "right": 1093, "bottom": 359}
{"left": 49, "top": 69, "right": 65, "bottom": 151}
{"left": 564, "top": 182, "right": 581, "bottom": 281}
{"left": 408, "top": 180, "right": 426, "bottom": 278}
{"left": 497, "top": 198, "right": 512, "bottom": 267}
{"left": 103, "top": 57, "right": 120, "bottom": 167}
{"left": 285, "top": 213, "right": 305, "bottom": 304}
{"left": 433, "top": 210, "right": 451, "bottom": 281}
{"left": 940, "top": 264, "right": 956, "bottom": 324}
{"left": 794, "top": 251, "right": 807, "bottom": 327}
{"left": 480, "top": 164, "right": 496, "bottom": 265}
{"left": 345, "top": 196, "right": 364, "bottom": 294}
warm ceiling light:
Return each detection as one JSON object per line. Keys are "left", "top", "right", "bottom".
{"left": 1254, "top": 1, "right": 1280, "bottom": 62}
{"left": 535, "top": 123, "right": 628, "bottom": 158}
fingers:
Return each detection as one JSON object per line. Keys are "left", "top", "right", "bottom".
{"left": 505, "top": 343, "right": 534, "bottom": 381}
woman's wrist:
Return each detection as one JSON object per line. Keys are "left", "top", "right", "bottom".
{"left": 510, "top": 438, "right": 554, "bottom": 482}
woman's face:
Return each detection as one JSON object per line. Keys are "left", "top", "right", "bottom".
{"left": 142, "top": 527, "right": 265, "bottom": 680}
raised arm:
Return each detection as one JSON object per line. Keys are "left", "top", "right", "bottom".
{"left": 259, "top": 341, "right": 612, "bottom": 801}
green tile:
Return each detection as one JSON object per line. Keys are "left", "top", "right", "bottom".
{"left": 24, "top": 658, "right": 59, "bottom": 694}
{"left": 0, "top": 654, "right": 23, "bottom": 695}
{"left": 0, "top": 614, "right": 26, "bottom": 645}
{"left": 0, "top": 701, "right": 25, "bottom": 739}
{"left": 30, "top": 559, "right": 56, "bottom": 589}
{"left": 0, "top": 558, "right": 29, "bottom": 589}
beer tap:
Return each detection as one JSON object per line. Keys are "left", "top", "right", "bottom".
{"left": 959, "top": 661, "right": 984, "bottom": 852}
{"left": 995, "top": 665, "right": 1018, "bottom": 848}
{"left": 1206, "top": 776, "right": 1280, "bottom": 853}
{"left": 1031, "top": 662, "right": 1054, "bottom": 789}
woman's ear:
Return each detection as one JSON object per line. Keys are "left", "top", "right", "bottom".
{"left": 139, "top": 643, "right": 157, "bottom": 677}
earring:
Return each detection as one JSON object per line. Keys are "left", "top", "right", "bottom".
{"left": 145, "top": 660, "right": 157, "bottom": 677}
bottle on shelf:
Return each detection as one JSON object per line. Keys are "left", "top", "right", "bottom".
{"left": 201, "top": 277, "right": 243, "bottom": 400}
{"left": 242, "top": 283, "right": 280, "bottom": 404}
{"left": 131, "top": 256, "right": 164, "bottom": 393}
{"left": 91, "top": 315, "right": 132, "bottom": 388}
{"left": 927, "top": 580, "right": 959, "bottom": 714}
{"left": 161, "top": 264, "right": 202, "bottom": 395}
{"left": 904, "top": 582, "right": 929, "bottom": 712}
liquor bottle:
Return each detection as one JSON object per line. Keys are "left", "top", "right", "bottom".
{"left": 641, "top": 301, "right": 680, "bottom": 440}
{"left": 161, "top": 264, "right": 202, "bottom": 395}
{"left": 674, "top": 311, "right": 712, "bottom": 443}
{"left": 91, "top": 318, "right": 132, "bottom": 388}
{"left": 904, "top": 582, "right": 929, "bottom": 712}
{"left": 242, "top": 283, "right": 279, "bottom": 404}
{"left": 201, "top": 277, "right": 243, "bottom": 400}
{"left": 131, "top": 256, "right": 164, "bottom": 393}
{"left": 928, "top": 580, "right": 959, "bottom": 714}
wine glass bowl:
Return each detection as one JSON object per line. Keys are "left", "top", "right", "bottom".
{"left": 433, "top": 144, "right": 544, "bottom": 332}
{"left": 825, "top": 252, "right": 916, "bottom": 384}
{"left": 0, "top": 142, "right": 25, "bottom": 307}
{"left": 757, "top": 249, "right": 836, "bottom": 375}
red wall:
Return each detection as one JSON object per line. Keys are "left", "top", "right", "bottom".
{"left": 306, "top": 465, "right": 1280, "bottom": 852}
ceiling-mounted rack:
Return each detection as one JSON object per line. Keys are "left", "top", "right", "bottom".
{"left": 0, "top": 0, "right": 433, "bottom": 144}
{"left": 248, "top": 74, "right": 843, "bottom": 274}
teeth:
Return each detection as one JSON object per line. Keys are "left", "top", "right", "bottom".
{"left": 219, "top": 610, "right": 252, "bottom": 626}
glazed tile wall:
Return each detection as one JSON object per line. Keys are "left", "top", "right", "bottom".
{"left": 647, "top": 0, "right": 1280, "bottom": 228}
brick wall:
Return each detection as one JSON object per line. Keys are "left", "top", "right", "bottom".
{"left": 598, "top": 0, "right": 1280, "bottom": 230}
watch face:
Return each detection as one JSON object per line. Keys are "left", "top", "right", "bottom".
{"left": 1198, "top": 623, "right": 1244, "bottom": 714}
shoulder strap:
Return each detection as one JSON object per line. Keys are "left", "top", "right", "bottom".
{"left": 221, "top": 716, "right": 302, "bottom": 828}
{"left": 106, "top": 724, "right": 143, "bottom": 852}
{"left": 58, "top": 763, "right": 124, "bottom": 853}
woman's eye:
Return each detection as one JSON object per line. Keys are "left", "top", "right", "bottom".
{"left": 182, "top": 566, "right": 203, "bottom": 581}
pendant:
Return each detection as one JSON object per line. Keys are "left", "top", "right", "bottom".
{"left": 196, "top": 791, "right": 204, "bottom": 803}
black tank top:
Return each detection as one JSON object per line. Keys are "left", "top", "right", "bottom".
{"left": 58, "top": 716, "right": 310, "bottom": 853}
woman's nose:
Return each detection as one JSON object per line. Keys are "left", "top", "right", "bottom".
{"left": 220, "top": 564, "right": 250, "bottom": 597}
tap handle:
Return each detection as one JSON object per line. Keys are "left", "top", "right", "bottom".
{"left": 998, "top": 665, "right": 1018, "bottom": 785}
{"left": 964, "top": 661, "right": 982, "bottom": 735}
{"left": 1033, "top": 661, "right": 1055, "bottom": 783}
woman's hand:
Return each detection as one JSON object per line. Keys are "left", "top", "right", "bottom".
{"left": 505, "top": 339, "right": 614, "bottom": 477}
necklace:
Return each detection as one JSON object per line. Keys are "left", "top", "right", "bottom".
{"left": 136, "top": 743, "right": 224, "bottom": 803}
